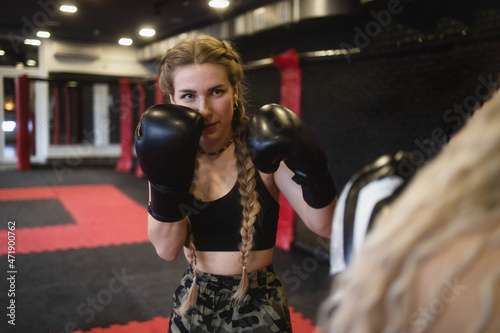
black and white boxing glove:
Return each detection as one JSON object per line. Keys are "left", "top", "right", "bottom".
{"left": 135, "top": 104, "right": 204, "bottom": 222}
{"left": 329, "top": 151, "right": 419, "bottom": 275}
{"left": 246, "top": 104, "right": 337, "bottom": 209}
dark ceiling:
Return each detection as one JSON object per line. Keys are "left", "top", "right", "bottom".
{"left": 1, "top": 0, "right": 497, "bottom": 68}
{"left": 0, "top": 0, "right": 281, "bottom": 46}
{"left": 0, "top": 0, "right": 285, "bottom": 67}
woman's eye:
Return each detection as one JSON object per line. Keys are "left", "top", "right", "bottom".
{"left": 182, "top": 93, "right": 194, "bottom": 100}
{"left": 212, "top": 89, "right": 224, "bottom": 96}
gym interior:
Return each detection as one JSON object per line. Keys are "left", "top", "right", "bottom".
{"left": 1, "top": 0, "right": 499, "bottom": 332}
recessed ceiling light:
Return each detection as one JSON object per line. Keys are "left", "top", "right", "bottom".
{"left": 119, "top": 38, "right": 133, "bottom": 46}
{"left": 2, "top": 121, "right": 16, "bottom": 132}
{"left": 139, "top": 28, "right": 156, "bottom": 37}
{"left": 24, "top": 39, "right": 41, "bottom": 46}
{"left": 4, "top": 96, "right": 14, "bottom": 111}
{"left": 209, "top": 0, "right": 229, "bottom": 9}
{"left": 0, "top": 50, "right": 5, "bottom": 56}
{"left": 37, "top": 31, "right": 51, "bottom": 38}
{"left": 60, "top": 5, "right": 78, "bottom": 13}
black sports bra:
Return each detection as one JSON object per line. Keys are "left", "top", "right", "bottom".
{"left": 186, "top": 172, "right": 280, "bottom": 252}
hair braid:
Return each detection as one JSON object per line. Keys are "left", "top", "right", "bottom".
{"left": 176, "top": 216, "right": 198, "bottom": 316}
{"left": 176, "top": 159, "right": 200, "bottom": 316}
{"left": 232, "top": 115, "right": 261, "bottom": 301}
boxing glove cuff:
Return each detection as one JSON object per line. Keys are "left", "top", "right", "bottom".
{"left": 149, "top": 183, "right": 192, "bottom": 222}
{"left": 301, "top": 168, "right": 338, "bottom": 209}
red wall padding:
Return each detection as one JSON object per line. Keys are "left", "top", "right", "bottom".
{"left": 15, "top": 75, "right": 31, "bottom": 170}
{"left": 134, "top": 82, "right": 146, "bottom": 177}
{"left": 115, "top": 79, "right": 134, "bottom": 172}
{"left": 271, "top": 49, "right": 302, "bottom": 251}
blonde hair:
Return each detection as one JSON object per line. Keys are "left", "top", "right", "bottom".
{"left": 319, "top": 90, "right": 500, "bottom": 332}
{"left": 159, "top": 35, "right": 261, "bottom": 314}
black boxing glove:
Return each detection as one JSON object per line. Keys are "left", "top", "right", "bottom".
{"left": 135, "top": 104, "right": 203, "bottom": 222}
{"left": 246, "top": 104, "right": 337, "bottom": 208}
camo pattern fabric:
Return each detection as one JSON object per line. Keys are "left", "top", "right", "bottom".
{"left": 168, "top": 264, "right": 292, "bottom": 333}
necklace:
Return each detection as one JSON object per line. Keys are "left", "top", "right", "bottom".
{"left": 198, "top": 132, "right": 236, "bottom": 156}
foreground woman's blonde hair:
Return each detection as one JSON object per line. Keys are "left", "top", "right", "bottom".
{"left": 319, "top": 89, "right": 500, "bottom": 333}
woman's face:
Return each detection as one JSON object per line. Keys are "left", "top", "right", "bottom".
{"left": 170, "top": 63, "right": 237, "bottom": 152}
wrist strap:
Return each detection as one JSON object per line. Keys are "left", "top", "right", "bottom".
{"left": 149, "top": 185, "right": 192, "bottom": 222}
{"left": 301, "top": 169, "right": 338, "bottom": 209}
{"left": 148, "top": 205, "right": 185, "bottom": 223}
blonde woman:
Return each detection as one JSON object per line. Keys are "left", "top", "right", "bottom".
{"left": 135, "top": 35, "right": 337, "bottom": 332}
{"left": 319, "top": 90, "right": 500, "bottom": 333}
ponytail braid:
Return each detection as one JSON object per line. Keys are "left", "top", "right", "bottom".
{"left": 177, "top": 216, "right": 198, "bottom": 315}
{"left": 176, "top": 158, "right": 201, "bottom": 316}
{"left": 232, "top": 112, "right": 261, "bottom": 302}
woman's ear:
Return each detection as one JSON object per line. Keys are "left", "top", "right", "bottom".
{"left": 233, "top": 85, "right": 238, "bottom": 103}
{"left": 169, "top": 94, "right": 175, "bottom": 104}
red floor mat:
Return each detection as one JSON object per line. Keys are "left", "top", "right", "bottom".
{"left": 73, "top": 306, "right": 317, "bottom": 332}
{"left": 0, "top": 183, "right": 321, "bottom": 332}
{"left": 0, "top": 184, "right": 148, "bottom": 255}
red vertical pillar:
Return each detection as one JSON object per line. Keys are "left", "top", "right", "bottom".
{"left": 29, "top": 113, "right": 36, "bottom": 155}
{"left": 115, "top": 79, "right": 133, "bottom": 172}
{"left": 15, "top": 75, "right": 31, "bottom": 170}
{"left": 52, "top": 87, "right": 60, "bottom": 145}
{"left": 134, "top": 82, "right": 146, "bottom": 178}
{"left": 271, "top": 49, "right": 302, "bottom": 251}
{"left": 155, "top": 75, "right": 164, "bottom": 104}
{"left": 73, "top": 89, "right": 81, "bottom": 143}
{"left": 64, "top": 87, "right": 71, "bottom": 144}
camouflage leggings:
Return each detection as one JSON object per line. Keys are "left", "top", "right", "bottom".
{"left": 168, "top": 264, "right": 292, "bottom": 333}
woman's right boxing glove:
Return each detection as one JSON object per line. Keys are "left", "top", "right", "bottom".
{"left": 135, "top": 104, "right": 204, "bottom": 222}
{"left": 246, "top": 104, "right": 337, "bottom": 209}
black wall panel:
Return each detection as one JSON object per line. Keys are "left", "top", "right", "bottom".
{"left": 234, "top": 1, "right": 500, "bottom": 252}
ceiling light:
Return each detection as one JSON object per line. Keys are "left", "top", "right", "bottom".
{"left": 0, "top": 50, "right": 5, "bottom": 56}
{"left": 2, "top": 121, "right": 16, "bottom": 132}
{"left": 24, "top": 39, "right": 41, "bottom": 46}
{"left": 209, "top": 0, "right": 230, "bottom": 9}
{"left": 4, "top": 96, "right": 14, "bottom": 111}
{"left": 60, "top": 5, "right": 77, "bottom": 13}
{"left": 37, "top": 31, "right": 51, "bottom": 38}
{"left": 119, "top": 38, "right": 133, "bottom": 46}
{"left": 139, "top": 28, "right": 156, "bottom": 37}
{"left": 27, "top": 59, "right": 37, "bottom": 66}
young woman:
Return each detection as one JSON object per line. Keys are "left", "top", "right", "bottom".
{"left": 135, "top": 35, "right": 337, "bottom": 332}
{"left": 319, "top": 91, "right": 500, "bottom": 333}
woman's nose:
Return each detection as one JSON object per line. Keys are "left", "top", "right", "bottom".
{"left": 198, "top": 98, "right": 212, "bottom": 118}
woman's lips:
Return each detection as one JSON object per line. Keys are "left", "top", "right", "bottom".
{"left": 203, "top": 123, "right": 216, "bottom": 131}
